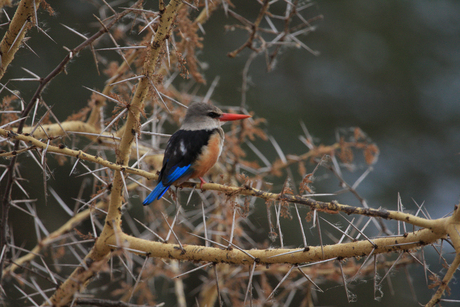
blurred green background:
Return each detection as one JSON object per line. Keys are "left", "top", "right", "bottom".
{"left": 2, "top": 0, "right": 460, "bottom": 306}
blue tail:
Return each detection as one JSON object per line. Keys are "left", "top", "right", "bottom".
{"left": 142, "top": 182, "right": 170, "bottom": 206}
{"left": 142, "top": 165, "right": 193, "bottom": 206}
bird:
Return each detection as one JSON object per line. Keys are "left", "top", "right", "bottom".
{"left": 143, "top": 102, "right": 251, "bottom": 205}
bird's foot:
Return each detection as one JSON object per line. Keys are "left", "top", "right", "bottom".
{"left": 199, "top": 177, "right": 207, "bottom": 189}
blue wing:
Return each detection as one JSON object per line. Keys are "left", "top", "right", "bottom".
{"left": 143, "top": 129, "right": 215, "bottom": 206}
{"left": 142, "top": 165, "right": 193, "bottom": 205}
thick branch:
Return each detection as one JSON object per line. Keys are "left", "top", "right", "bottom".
{"left": 0, "top": 0, "right": 42, "bottom": 283}
{"left": 0, "top": 1, "right": 141, "bottom": 287}
{"left": 425, "top": 206, "right": 460, "bottom": 306}
{"left": 19, "top": 121, "right": 99, "bottom": 138}
{"left": 99, "top": 0, "right": 184, "bottom": 248}
{"left": 45, "top": 1, "right": 184, "bottom": 305}
{"left": 114, "top": 228, "right": 443, "bottom": 265}
{"left": 0, "top": 0, "right": 41, "bottom": 79}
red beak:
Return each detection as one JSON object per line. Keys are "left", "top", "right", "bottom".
{"left": 219, "top": 113, "right": 251, "bottom": 122}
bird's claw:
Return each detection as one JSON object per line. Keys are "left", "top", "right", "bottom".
{"left": 199, "top": 177, "right": 207, "bottom": 190}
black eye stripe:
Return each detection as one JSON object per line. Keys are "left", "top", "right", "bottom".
{"left": 207, "top": 112, "right": 220, "bottom": 118}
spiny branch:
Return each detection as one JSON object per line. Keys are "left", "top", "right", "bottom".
{"left": 0, "top": 128, "right": 155, "bottom": 179}
{"left": 45, "top": 1, "right": 185, "bottom": 305}
{"left": 0, "top": 127, "right": 441, "bottom": 230}
{"left": 0, "top": 1, "right": 142, "bottom": 285}
{"left": 227, "top": 0, "right": 270, "bottom": 57}
{"left": 3, "top": 201, "right": 107, "bottom": 274}
{"left": 111, "top": 227, "right": 442, "bottom": 265}
{"left": 0, "top": 0, "right": 41, "bottom": 79}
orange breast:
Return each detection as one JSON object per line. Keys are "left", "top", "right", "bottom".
{"left": 190, "top": 132, "right": 223, "bottom": 179}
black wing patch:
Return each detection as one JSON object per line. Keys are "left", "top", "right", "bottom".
{"left": 158, "top": 129, "right": 217, "bottom": 184}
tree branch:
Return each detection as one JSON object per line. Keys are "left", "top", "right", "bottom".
{"left": 0, "top": 0, "right": 41, "bottom": 79}
{"left": 112, "top": 227, "right": 443, "bottom": 265}
{"left": 45, "top": 1, "right": 185, "bottom": 305}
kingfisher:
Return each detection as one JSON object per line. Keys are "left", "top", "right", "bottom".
{"left": 143, "top": 102, "right": 251, "bottom": 205}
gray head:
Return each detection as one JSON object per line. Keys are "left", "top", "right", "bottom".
{"left": 180, "top": 102, "right": 251, "bottom": 131}
{"left": 181, "top": 102, "right": 224, "bottom": 131}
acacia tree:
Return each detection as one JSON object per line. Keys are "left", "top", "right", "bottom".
{"left": 0, "top": 1, "right": 458, "bottom": 306}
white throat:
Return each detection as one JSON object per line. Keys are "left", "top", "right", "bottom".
{"left": 180, "top": 117, "right": 221, "bottom": 131}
